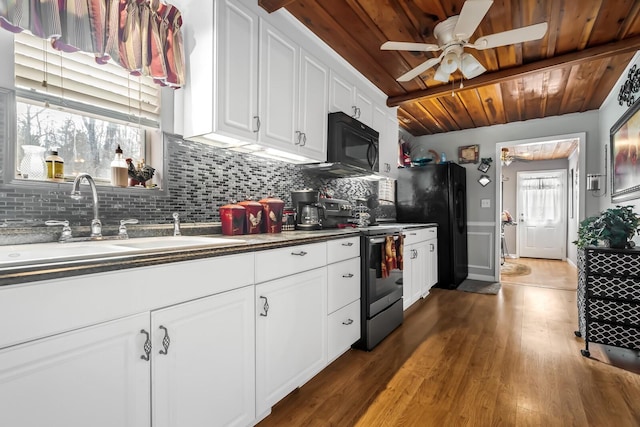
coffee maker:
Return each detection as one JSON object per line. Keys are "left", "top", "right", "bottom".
{"left": 291, "top": 189, "right": 324, "bottom": 230}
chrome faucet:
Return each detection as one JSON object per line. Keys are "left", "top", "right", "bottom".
{"left": 71, "top": 173, "right": 102, "bottom": 238}
{"left": 173, "top": 212, "right": 181, "bottom": 236}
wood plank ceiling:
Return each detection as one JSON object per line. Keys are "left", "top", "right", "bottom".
{"left": 259, "top": 0, "right": 640, "bottom": 138}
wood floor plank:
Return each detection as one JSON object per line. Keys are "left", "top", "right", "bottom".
{"left": 258, "top": 264, "right": 640, "bottom": 427}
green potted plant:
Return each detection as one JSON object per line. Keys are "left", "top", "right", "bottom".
{"left": 574, "top": 205, "right": 640, "bottom": 249}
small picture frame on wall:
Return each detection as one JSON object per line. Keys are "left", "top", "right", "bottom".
{"left": 458, "top": 144, "right": 479, "bottom": 164}
{"left": 477, "top": 157, "right": 492, "bottom": 173}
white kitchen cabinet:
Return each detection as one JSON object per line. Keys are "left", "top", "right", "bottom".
{"left": 255, "top": 267, "right": 328, "bottom": 419}
{"left": 152, "top": 285, "right": 255, "bottom": 427}
{"left": 182, "top": 0, "right": 259, "bottom": 143}
{"left": 0, "top": 252, "right": 256, "bottom": 427}
{"left": 0, "top": 313, "right": 150, "bottom": 427}
{"left": 326, "top": 236, "right": 361, "bottom": 363}
{"left": 425, "top": 233, "right": 438, "bottom": 296}
{"left": 329, "top": 70, "right": 376, "bottom": 127}
{"left": 403, "top": 227, "right": 438, "bottom": 310}
{"left": 259, "top": 21, "right": 328, "bottom": 161}
{"left": 374, "top": 105, "right": 400, "bottom": 179}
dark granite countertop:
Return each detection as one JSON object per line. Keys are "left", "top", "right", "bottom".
{"left": 0, "top": 222, "right": 437, "bottom": 287}
{"left": 0, "top": 228, "right": 362, "bottom": 287}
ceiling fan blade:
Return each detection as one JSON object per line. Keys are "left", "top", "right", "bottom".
{"left": 470, "top": 22, "right": 548, "bottom": 50}
{"left": 381, "top": 41, "right": 441, "bottom": 52}
{"left": 460, "top": 53, "right": 486, "bottom": 79}
{"left": 433, "top": 66, "right": 451, "bottom": 83}
{"left": 453, "top": 0, "right": 494, "bottom": 40}
{"left": 396, "top": 57, "right": 442, "bottom": 82}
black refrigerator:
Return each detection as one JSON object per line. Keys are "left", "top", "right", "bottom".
{"left": 395, "top": 162, "right": 468, "bottom": 289}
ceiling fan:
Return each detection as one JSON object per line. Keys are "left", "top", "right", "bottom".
{"left": 381, "top": 0, "right": 548, "bottom": 83}
{"left": 501, "top": 147, "right": 532, "bottom": 165}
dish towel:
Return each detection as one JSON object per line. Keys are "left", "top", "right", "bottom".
{"left": 396, "top": 234, "right": 404, "bottom": 271}
{"left": 381, "top": 236, "right": 397, "bottom": 278}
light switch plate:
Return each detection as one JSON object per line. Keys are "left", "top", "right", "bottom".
{"left": 481, "top": 199, "right": 491, "bottom": 208}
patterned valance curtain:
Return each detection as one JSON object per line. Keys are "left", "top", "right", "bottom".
{"left": 0, "top": 0, "right": 185, "bottom": 88}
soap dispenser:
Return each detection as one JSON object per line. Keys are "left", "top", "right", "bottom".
{"left": 110, "top": 144, "right": 128, "bottom": 187}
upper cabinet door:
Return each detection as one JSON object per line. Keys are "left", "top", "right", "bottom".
{"left": 259, "top": 19, "right": 299, "bottom": 149}
{"left": 217, "top": 0, "right": 260, "bottom": 141}
{"left": 298, "top": 49, "right": 328, "bottom": 161}
{"left": 355, "top": 89, "right": 374, "bottom": 127}
{"left": 329, "top": 70, "right": 356, "bottom": 116}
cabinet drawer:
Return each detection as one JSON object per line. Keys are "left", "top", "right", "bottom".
{"left": 586, "top": 249, "right": 640, "bottom": 277}
{"left": 589, "top": 299, "right": 640, "bottom": 325}
{"left": 328, "top": 299, "right": 360, "bottom": 362}
{"left": 403, "top": 227, "right": 435, "bottom": 245}
{"left": 587, "top": 320, "right": 640, "bottom": 351}
{"left": 255, "top": 242, "right": 327, "bottom": 283}
{"left": 327, "top": 236, "right": 360, "bottom": 264}
{"left": 587, "top": 275, "right": 640, "bottom": 301}
{"left": 327, "top": 258, "right": 361, "bottom": 313}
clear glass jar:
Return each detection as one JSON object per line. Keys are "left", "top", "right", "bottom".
{"left": 20, "top": 145, "right": 46, "bottom": 180}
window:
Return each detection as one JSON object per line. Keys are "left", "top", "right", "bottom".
{"left": 13, "top": 31, "right": 161, "bottom": 184}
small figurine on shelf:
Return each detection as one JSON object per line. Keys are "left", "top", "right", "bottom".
{"left": 126, "top": 158, "right": 156, "bottom": 187}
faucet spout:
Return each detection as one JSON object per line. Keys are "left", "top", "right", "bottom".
{"left": 71, "top": 173, "right": 102, "bottom": 238}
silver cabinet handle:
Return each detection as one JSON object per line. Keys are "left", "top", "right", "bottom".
{"left": 253, "top": 116, "right": 261, "bottom": 132}
{"left": 341, "top": 242, "right": 354, "bottom": 247}
{"left": 260, "top": 296, "right": 269, "bottom": 317}
{"left": 430, "top": 243, "right": 435, "bottom": 252}
{"left": 342, "top": 319, "right": 354, "bottom": 325}
{"left": 300, "top": 132, "right": 307, "bottom": 146}
{"left": 352, "top": 106, "right": 358, "bottom": 117}
{"left": 159, "top": 325, "right": 170, "bottom": 355}
{"left": 342, "top": 273, "right": 354, "bottom": 278}
{"left": 295, "top": 131, "right": 302, "bottom": 145}
{"left": 291, "top": 251, "right": 307, "bottom": 256}
{"left": 140, "top": 329, "right": 152, "bottom": 361}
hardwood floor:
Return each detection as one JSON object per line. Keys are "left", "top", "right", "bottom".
{"left": 500, "top": 257, "right": 577, "bottom": 290}
{"left": 258, "top": 266, "right": 640, "bottom": 426}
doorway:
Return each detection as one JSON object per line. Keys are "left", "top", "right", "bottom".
{"left": 494, "top": 133, "right": 585, "bottom": 284}
{"left": 516, "top": 169, "right": 567, "bottom": 260}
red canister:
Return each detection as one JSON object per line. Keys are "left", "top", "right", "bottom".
{"left": 219, "top": 201, "right": 246, "bottom": 236}
{"left": 239, "top": 198, "right": 264, "bottom": 234}
{"left": 259, "top": 195, "right": 285, "bottom": 233}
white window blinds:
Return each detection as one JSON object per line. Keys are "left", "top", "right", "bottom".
{"left": 14, "top": 31, "right": 160, "bottom": 126}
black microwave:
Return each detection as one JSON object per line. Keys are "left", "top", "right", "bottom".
{"left": 327, "top": 111, "right": 379, "bottom": 173}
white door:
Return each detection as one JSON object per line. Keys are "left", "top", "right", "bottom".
{"left": 255, "top": 268, "right": 327, "bottom": 417}
{"left": 152, "top": 286, "right": 256, "bottom": 427}
{"left": 517, "top": 170, "right": 567, "bottom": 259}
{"left": 0, "top": 313, "right": 150, "bottom": 427}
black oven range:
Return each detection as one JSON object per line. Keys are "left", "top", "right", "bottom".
{"left": 354, "top": 225, "right": 404, "bottom": 351}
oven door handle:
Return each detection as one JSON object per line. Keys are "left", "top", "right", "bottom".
{"left": 369, "top": 235, "right": 399, "bottom": 244}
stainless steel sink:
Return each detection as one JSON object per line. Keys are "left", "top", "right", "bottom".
{"left": 112, "top": 236, "right": 247, "bottom": 251}
{"left": 0, "top": 236, "right": 247, "bottom": 267}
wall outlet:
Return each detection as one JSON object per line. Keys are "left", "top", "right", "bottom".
{"left": 481, "top": 199, "right": 491, "bottom": 208}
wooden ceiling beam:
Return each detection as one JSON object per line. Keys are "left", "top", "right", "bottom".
{"left": 387, "top": 35, "right": 640, "bottom": 107}
{"left": 258, "top": 0, "right": 298, "bottom": 13}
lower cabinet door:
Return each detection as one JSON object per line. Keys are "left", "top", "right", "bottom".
{"left": 328, "top": 299, "right": 361, "bottom": 362}
{"left": 0, "top": 313, "right": 150, "bottom": 427}
{"left": 255, "top": 267, "right": 328, "bottom": 418}
{"left": 151, "top": 285, "right": 256, "bottom": 427}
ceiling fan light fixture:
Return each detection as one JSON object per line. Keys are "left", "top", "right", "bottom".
{"left": 440, "top": 51, "right": 459, "bottom": 74}
{"left": 460, "top": 52, "right": 486, "bottom": 79}
{"left": 434, "top": 65, "right": 451, "bottom": 82}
